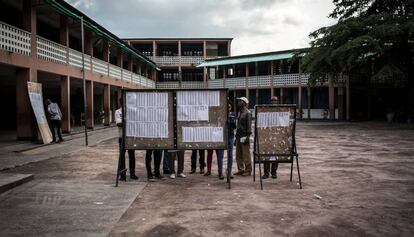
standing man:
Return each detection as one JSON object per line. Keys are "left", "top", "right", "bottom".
{"left": 145, "top": 150, "right": 164, "bottom": 181}
{"left": 45, "top": 99, "right": 63, "bottom": 143}
{"left": 190, "top": 150, "right": 205, "bottom": 174}
{"left": 263, "top": 96, "right": 280, "bottom": 179}
{"left": 234, "top": 97, "right": 252, "bottom": 176}
{"left": 115, "top": 97, "right": 138, "bottom": 181}
{"left": 227, "top": 104, "right": 237, "bottom": 179}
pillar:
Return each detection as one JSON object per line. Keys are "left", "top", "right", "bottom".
{"left": 103, "top": 40, "right": 109, "bottom": 62}
{"left": 270, "top": 61, "right": 274, "bottom": 97}
{"left": 256, "top": 89, "right": 259, "bottom": 106}
{"left": 298, "top": 60, "right": 302, "bottom": 119}
{"left": 23, "top": 0, "right": 36, "bottom": 57}
{"left": 86, "top": 81, "right": 94, "bottom": 129}
{"left": 16, "top": 68, "right": 37, "bottom": 139}
{"left": 203, "top": 40, "right": 207, "bottom": 58}
{"left": 60, "top": 15, "right": 69, "bottom": 64}
{"left": 346, "top": 76, "right": 350, "bottom": 120}
{"left": 60, "top": 76, "right": 70, "bottom": 133}
{"left": 328, "top": 74, "right": 335, "bottom": 119}
{"left": 152, "top": 41, "right": 157, "bottom": 62}
{"left": 280, "top": 87, "right": 284, "bottom": 104}
{"left": 103, "top": 84, "right": 110, "bottom": 126}
{"left": 338, "top": 87, "right": 344, "bottom": 120}
{"left": 245, "top": 63, "right": 249, "bottom": 99}
{"left": 307, "top": 87, "right": 311, "bottom": 119}
{"left": 116, "top": 49, "right": 123, "bottom": 68}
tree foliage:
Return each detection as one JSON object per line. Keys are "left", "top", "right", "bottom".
{"left": 301, "top": 0, "right": 414, "bottom": 86}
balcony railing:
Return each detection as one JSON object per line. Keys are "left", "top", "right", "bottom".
{"left": 156, "top": 81, "right": 204, "bottom": 89}
{"left": 0, "top": 20, "right": 155, "bottom": 88}
{"left": 180, "top": 56, "right": 204, "bottom": 65}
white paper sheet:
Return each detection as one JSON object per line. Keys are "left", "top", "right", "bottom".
{"left": 177, "top": 91, "right": 220, "bottom": 106}
{"left": 257, "top": 112, "right": 290, "bottom": 128}
{"left": 177, "top": 105, "right": 209, "bottom": 121}
{"left": 125, "top": 92, "right": 169, "bottom": 138}
{"left": 29, "top": 92, "right": 46, "bottom": 124}
{"left": 182, "top": 126, "right": 224, "bottom": 142}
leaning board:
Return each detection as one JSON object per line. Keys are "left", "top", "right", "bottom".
{"left": 123, "top": 90, "right": 175, "bottom": 150}
{"left": 176, "top": 89, "right": 228, "bottom": 149}
{"left": 254, "top": 105, "right": 296, "bottom": 162}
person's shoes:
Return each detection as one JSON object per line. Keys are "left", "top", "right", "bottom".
{"left": 130, "top": 174, "right": 138, "bottom": 180}
{"left": 119, "top": 175, "right": 126, "bottom": 181}
{"left": 262, "top": 174, "right": 269, "bottom": 179}
{"left": 200, "top": 169, "right": 205, "bottom": 174}
{"left": 178, "top": 173, "right": 186, "bottom": 178}
{"left": 163, "top": 170, "right": 171, "bottom": 175}
{"left": 170, "top": 173, "right": 176, "bottom": 179}
{"left": 204, "top": 171, "right": 211, "bottom": 176}
{"left": 155, "top": 174, "right": 165, "bottom": 180}
{"left": 190, "top": 169, "right": 196, "bottom": 174}
{"left": 241, "top": 172, "right": 251, "bottom": 176}
{"left": 57, "top": 139, "right": 63, "bottom": 143}
{"left": 148, "top": 175, "right": 155, "bottom": 182}
{"left": 271, "top": 173, "right": 277, "bottom": 179}
{"left": 51, "top": 140, "right": 56, "bottom": 144}
{"left": 218, "top": 173, "right": 224, "bottom": 180}
{"left": 234, "top": 171, "right": 244, "bottom": 176}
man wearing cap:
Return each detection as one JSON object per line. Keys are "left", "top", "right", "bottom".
{"left": 234, "top": 97, "right": 253, "bottom": 176}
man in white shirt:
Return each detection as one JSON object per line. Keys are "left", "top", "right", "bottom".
{"left": 45, "top": 99, "right": 63, "bottom": 143}
{"left": 115, "top": 97, "right": 137, "bottom": 181}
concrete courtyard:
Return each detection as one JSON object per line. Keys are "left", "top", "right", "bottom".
{"left": 0, "top": 122, "right": 413, "bottom": 236}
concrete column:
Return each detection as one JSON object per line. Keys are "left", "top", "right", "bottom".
{"left": 227, "top": 40, "right": 231, "bottom": 56}
{"left": 16, "top": 68, "right": 37, "bottom": 139}
{"left": 117, "top": 88, "right": 122, "bottom": 108}
{"left": 245, "top": 64, "right": 249, "bottom": 99}
{"left": 103, "top": 84, "right": 110, "bottom": 126}
{"left": 256, "top": 89, "right": 259, "bottom": 105}
{"left": 86, "top": 81, "right": 94, "bottom": 129}
{"left": 328, "top": 74, "right": 335, "bottom": 119}
{"left": 102, "top": 40, "right": 109, "bottom": 62}
{"left": 60, "top": 15, "right": 69, "bottom": 64}
{"left": 84, "top": 30, "right": 93, "bottom": 56}
{"left": 280, "top": 88, "right": 284, "bottom": 104}
{"left": 203, "top": 40, "right": 207, "bottom": 58}
{"left": 346, "top": 76, "right": 350, "bottom": 120}
{"left": 178, "top": 40, "right": 181, "bottom": 63}
{"left": 270, "top": 61, "right": 274, "bottom": 97}
{"left": 60, "top": 76, "right": 70, "bottom": 133}
{"left": 116, "top": 49, "right": 123, "bottom": 68}
{"left": 338, "top": 87, "right": 344, "bottom": 120}
{"left": 307, "top": 87, "right": 311, "bottom": 119}
{"left": 152, "top": 41, "right": 157, "bottom": 62}
{"left": 23, "top": 0, "right": 36, "bottom": 58}
{"left": 203, "top": 67, "right": 208, "bottom": 88}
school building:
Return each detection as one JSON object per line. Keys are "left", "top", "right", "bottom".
{"left": 0, "top": 0, "right": 159, "bottom": 140}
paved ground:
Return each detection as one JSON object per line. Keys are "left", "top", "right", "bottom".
{"left": 0, "top": 126, "right": 118, "bottom": 170}
{"left": 0, "top": 122, "right": 413, "bottom": 236}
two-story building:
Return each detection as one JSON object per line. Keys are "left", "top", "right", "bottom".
{"left": 0, "top": 0, "right": 159, "bottom": 140}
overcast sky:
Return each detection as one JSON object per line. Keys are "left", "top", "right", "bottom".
{"left": 65, "top": 0, "right": 336, "bottom": 56}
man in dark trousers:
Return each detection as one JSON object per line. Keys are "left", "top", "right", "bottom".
{"left": 190, "top": 150, "right": 205, "bottom": 174}
{"left": 45, "top": 99, "right": 63, "bottom": 143}
{"left": 234, "top": 97, "right": 253, "bottom": 176}
{"left": 115, "top": 98, "right": 137, "bottom": 181}
{"left": 145, "top": 150, "right": 164, "bottom": 181}
{"left": 263, "top": 96, "right": 280, "bottom": 179}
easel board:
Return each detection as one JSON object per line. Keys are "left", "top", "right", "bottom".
{"left": 254, "top": 105, "right": 296, "bottom": 162}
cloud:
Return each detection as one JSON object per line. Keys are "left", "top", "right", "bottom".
{"left": 64, "top": 0, "right": 336, "bottom": 55}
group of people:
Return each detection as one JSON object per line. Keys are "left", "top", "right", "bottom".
{"left": 116, "top": 95, "right": 282, "bottom": 182}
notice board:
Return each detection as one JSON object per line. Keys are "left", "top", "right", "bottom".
{"left": 254, "top": 104, "right": 296, "bottom": 162}
{"left": 123, "top": 89, "right": 228, "bottom": 150}
{"left": 27, "top": 82, "right": 53, "bottom": 144}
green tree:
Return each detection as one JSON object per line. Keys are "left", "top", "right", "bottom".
{"left": 301, "top": 0, "right": 414, "bottom": 86}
